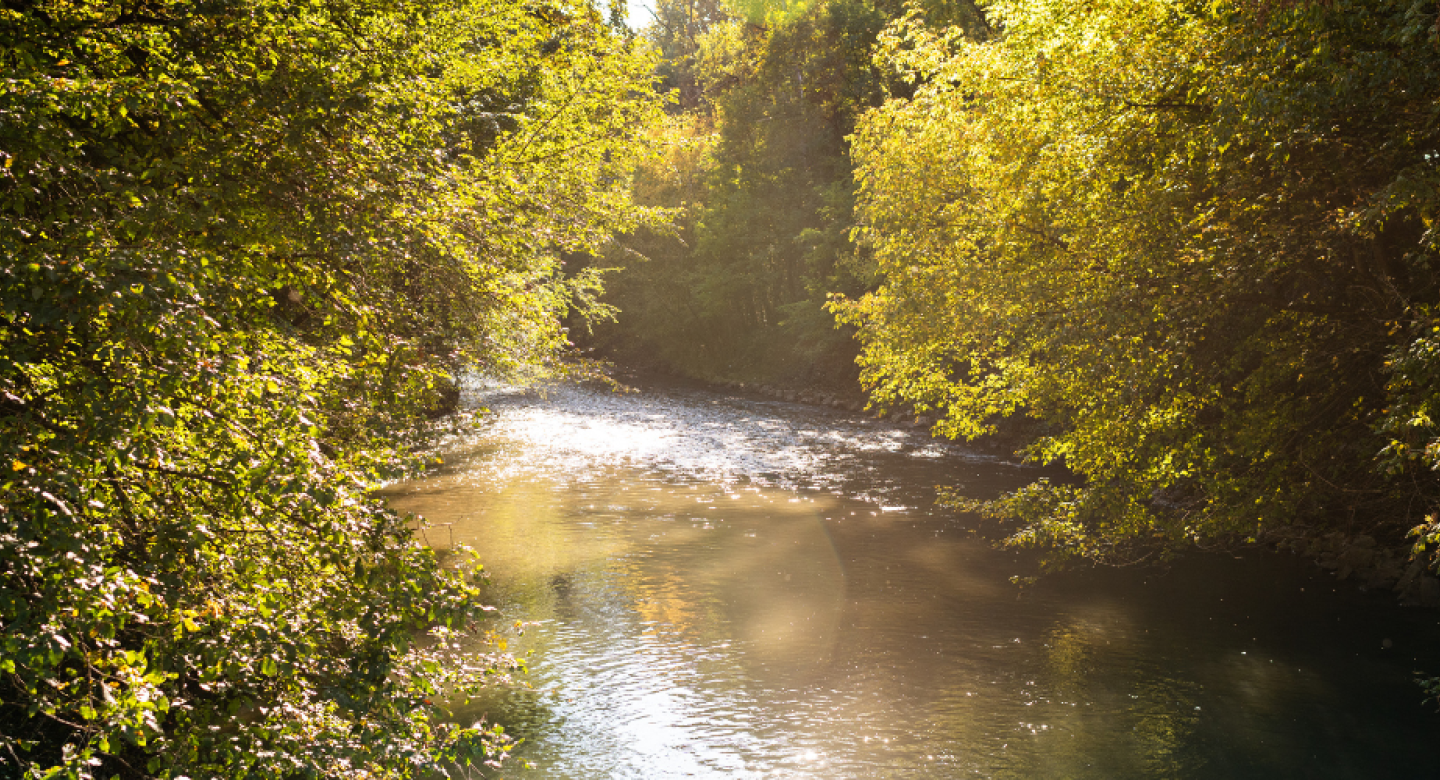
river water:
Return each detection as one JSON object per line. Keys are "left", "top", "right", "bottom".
{"left": 386, "top": 380, "right": 1440, "bottom": 779}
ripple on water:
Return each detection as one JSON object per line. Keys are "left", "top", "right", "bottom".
{"left": 419, "top": 382, "right": 1019, "bottom": 507}
{"left": 392, "top": 380, "right": 1440, "bottom": 780}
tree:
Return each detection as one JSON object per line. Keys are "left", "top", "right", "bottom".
{"left": 597, "top": 0, "right": 894, "bottom": 385}
{"left": 645, "top": 0, "right": 734, "bottom": 111}
{"left": 0, "top": 0, "right": 661, "bottom": 775}
{"left": 836, "top": 0, "right": 1440, "bottom": 564}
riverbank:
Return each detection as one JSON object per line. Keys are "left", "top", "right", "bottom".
{"left": 1268, "top": 529, "right": 1440, "bottom": 608}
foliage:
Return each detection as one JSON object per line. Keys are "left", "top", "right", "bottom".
{"left": 595, "top": 0, "right": 896, "bottom": 385}
{"left": 0, "top": 0, "right": 660, "bottom": 776}
{"left": 836, "top": 0, "right": 1440, "bottom": 564}
{"left": 726, "top": 0, "right": 816, "bottom": 24}
{"left": 645, "top": 0, "right": 733, "bottom": 111}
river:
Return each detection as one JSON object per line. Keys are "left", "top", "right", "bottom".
{"left": 385, "top": 379, "right": 1440, "bottom": 779}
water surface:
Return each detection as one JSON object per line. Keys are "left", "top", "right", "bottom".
{"left": 387, "top": 381, "right": 1440, "bottom": 779}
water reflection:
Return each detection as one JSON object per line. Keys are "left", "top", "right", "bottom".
{"left": 386, "top": 382, "right": 1440, "bottom": 779}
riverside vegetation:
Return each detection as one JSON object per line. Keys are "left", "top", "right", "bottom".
{"left": 0, "top": 0, "right": 661, "bottom": 775}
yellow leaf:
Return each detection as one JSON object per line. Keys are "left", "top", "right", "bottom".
{"left": 11, "top": 460, "right": 26, "bottom": 471}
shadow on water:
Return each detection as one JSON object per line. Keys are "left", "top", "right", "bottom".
{"left": 387, "top": 380, "right": 1440, "bottom": 779}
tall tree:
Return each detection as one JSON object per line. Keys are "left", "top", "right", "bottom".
{"left": 647, "top": 0, "right": 733, "bottom": 111}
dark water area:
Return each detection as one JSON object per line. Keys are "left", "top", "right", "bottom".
{"left": 385, "top": 380, "right": 1440, "bottom": 779}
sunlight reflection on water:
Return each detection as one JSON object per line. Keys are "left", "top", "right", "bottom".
{"left": 427, "top": 382, "right": 985, "bottom": 502}
{"left": 386, "top": 380, "right": 1440, "bottom": 780}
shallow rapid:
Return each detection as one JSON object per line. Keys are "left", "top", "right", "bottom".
{"left": 385, "top": 380, "right": 1440, "bottom": 779}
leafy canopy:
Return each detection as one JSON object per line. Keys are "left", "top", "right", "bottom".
{"left": 0, "top": 0, "right": 661, "bottom": 776}
{"left": 837, "top": 0, "right": 1440, "bottom": 563}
